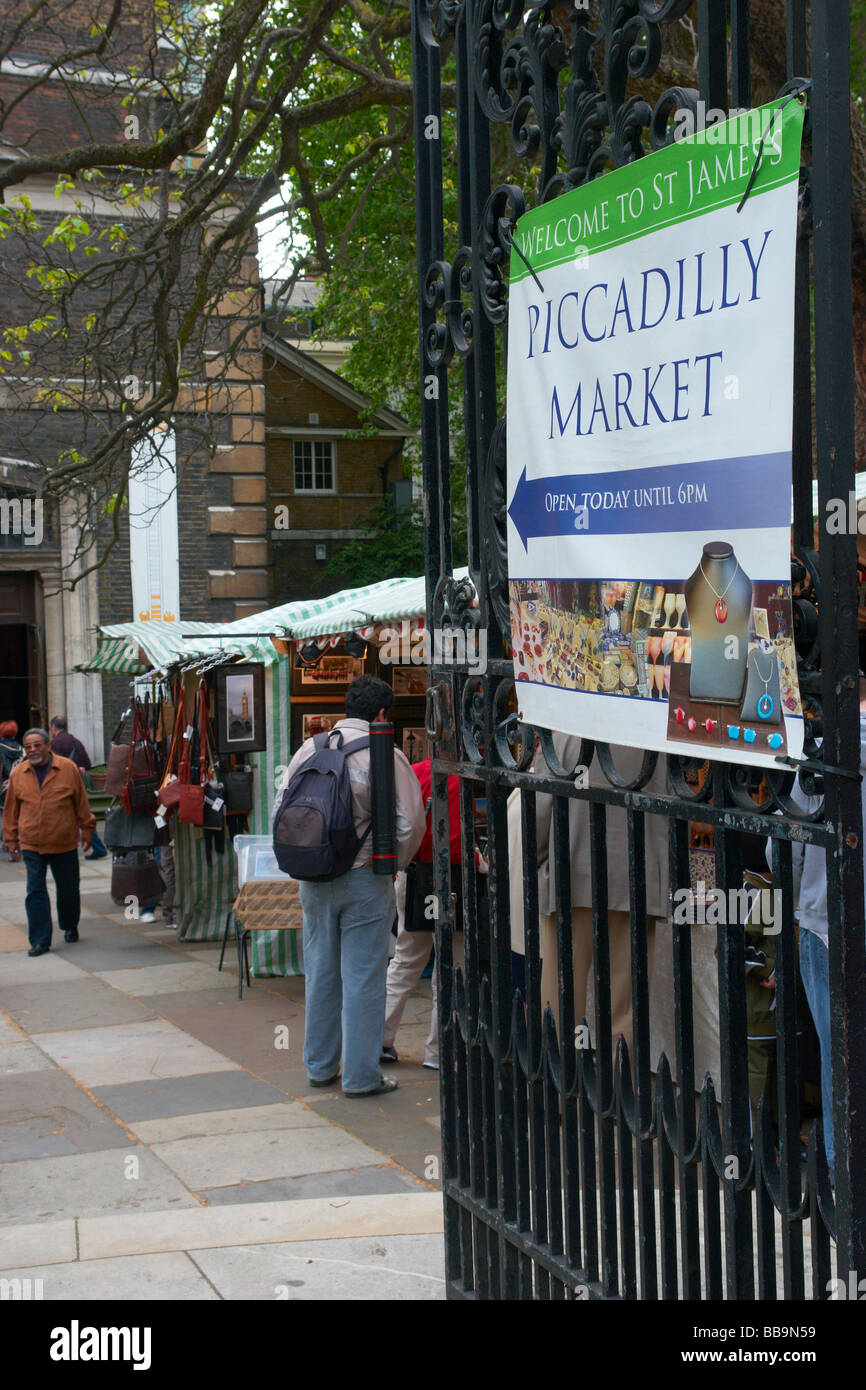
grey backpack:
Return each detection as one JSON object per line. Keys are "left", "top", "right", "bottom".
{"left": 273, "top": 730, "right": 370, "bottom": 881}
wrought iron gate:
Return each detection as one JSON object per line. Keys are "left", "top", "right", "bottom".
{"left": 412, "top": 0, "right": 865, "bottom": 1299}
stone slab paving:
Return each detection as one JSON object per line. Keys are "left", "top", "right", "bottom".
{"left": 74, "top": 1192, "right": 444, "bottom": 1260}
{"left": 3, "top": 1251, "right": 220, "bottom": 1300}
{"left": 151, "top": 1125, "right": 387, "bottom": 1189}
{"left": 0, "top": 1070, "right": 130, "bottom": 1162}
{"left": 201, "top": 1165, "right": 419, "bottom": 1205}
{"left": 55, "top": 936, "right": 186, "bottom": 971}
{"left": 92, "top": 1071, "right": 290, "bottom": 1122}
{"left": 126, "top": 1101, "right": 330, "bottom": 1144}
{"left": 0, "top": 1146, "right": 200, "bottom": 1224}
{"left": 0, "top": 924, "right": 28, "bottom": 952}
{"left": 0, "top": 854, "right": 443, "bottom": 1299}
{"left": 32, "top": 1019, "right": 243, "bottom": 1087}
{"left": 92, "top": 962, "right": 235, "bottom": 997}
{"left": 0, "top": 978, "right": 155, "bottom": 1032}
{"left": 0, "top": 1015, "right": 24, "bottom": 1044}
{"left": 1, "top": 1041, "right": 58, "bottom": 1075}
{"left": 190, "top": 1233, "right": 445, "bottom": 1300}
{"left": 0, "top": 953, "right": 88, "bottom": 986}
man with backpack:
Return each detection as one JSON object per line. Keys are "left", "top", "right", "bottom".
{"left": 273, "top": 675, "right": 426, "bottom": 1097}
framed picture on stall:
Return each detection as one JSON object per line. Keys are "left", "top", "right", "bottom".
{"left": 392, "top": 666, "right": 427, "bottom": 699}
{"left": 400, "top": 726, "right": 429, "bottom": 764}
{"left": 301, "top": 711, "right": 343, "bottom": 741}
{"left": 213, "top": 663, "right": 266, "bottom": 754}
{"left": 292, "top": 648, "right": 365, "bottom": 695}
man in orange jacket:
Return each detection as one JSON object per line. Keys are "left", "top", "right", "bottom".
{"left": 2, "top": 728, "right": 96, "bottom": 956}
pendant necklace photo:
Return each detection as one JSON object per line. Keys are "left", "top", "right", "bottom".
{"left": 699, "top": 557, "right": 740, "bottom": 623}
{"left": 754, "top": 651, "right": 775, "bottom": 719}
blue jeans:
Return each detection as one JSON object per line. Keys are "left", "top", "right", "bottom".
{"left": 88, "top": 829, "right": 107, "bottom": 857}
{"left": 799, "top": 928, "right": 834, "bottom": 1178}
{"left": 22, "top": 848, "right": 81, "bottom": 950}
{"left": 300, "top": 867, "right": 395, "bottom": 1092}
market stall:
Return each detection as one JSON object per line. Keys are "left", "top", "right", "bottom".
{"left": 80, "top": 572, "right": 470, "bottom": 977}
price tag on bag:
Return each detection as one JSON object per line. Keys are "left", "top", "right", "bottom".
{"left": 183, "top": 725, "right": 194, "bottom": 740}
{"left": 210, "top": 797, "right": 224, "bottom": 812}
{"left": 154, "top": 814, "right": 167, "bottom": 829}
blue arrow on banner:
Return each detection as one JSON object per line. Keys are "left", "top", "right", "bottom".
{"left": 507, "top": 452, "right": 792, "bottom": 552}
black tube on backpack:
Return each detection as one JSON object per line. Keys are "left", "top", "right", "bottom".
{"left": 369, "top": 720, "right": 396, "bottom": 875}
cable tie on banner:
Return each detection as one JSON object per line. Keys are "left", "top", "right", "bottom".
{"left": 501, "top": 220, "right": 545, "bottom": 294}
{"left": 774, "top": 753, "right": 861, "bottom": 782}
{"left": 736, "top": 81, "right": 811, "bottom": 214}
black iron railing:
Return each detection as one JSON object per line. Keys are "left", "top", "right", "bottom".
{"left": 412, "top": 0, "right": 865, "bottom": 1300}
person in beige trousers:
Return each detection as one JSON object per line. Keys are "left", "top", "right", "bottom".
{"left": 532, "top": 733, "right": 670, "bottom": 1060}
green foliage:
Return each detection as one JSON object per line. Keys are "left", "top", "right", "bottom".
{"left": 326, "top": 488, "right": 468, "bottom": 587}
{"left": 854, "top": 4, "right": 866, "bottom": 99}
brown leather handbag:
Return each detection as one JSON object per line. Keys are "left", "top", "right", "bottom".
{"left": 110, "top": 850, "right": 165, "bottom": 907}
{"left": 178, "top": 684, "right": 208, "bottom": 825}
{"left": 120, "top": 703, "right": 159, "bottom": 813}
{"left": 158, "top": 689, "right": 188, "bottom": 810}
{"left": 103, "top": 710, "right": 132, "bottom": 796}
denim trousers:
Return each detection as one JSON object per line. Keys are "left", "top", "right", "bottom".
{"left": 22, "top": 848, "right": 81, "bottom": 950}
{"left": 299, "top": 866, "right": 396, "bottom": 1093}
{"left": 799, "top": 928, "right": 834, "bottom": 1178}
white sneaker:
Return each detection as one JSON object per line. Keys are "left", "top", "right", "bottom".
{"left": 422, "top": 1060, "right": 440, "bottom": 1070}
{"left": 139, "top": 911, "right": 157, "bottom": 923}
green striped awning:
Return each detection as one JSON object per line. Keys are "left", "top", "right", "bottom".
{"left": 214, "top": 577, "right": 411, "bottom": 638}
{"left": 289, "top": 569, "right": 470, "bottom": 640}
{"left": 78, "top": 636, "right": 150, "bottom": 674}
{"left": 82, "top": 570, "right": 472, "bottom": 675}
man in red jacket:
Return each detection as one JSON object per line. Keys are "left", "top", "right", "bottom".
{"left": 381, "top": 759, "right": 468, "bottom": 1069}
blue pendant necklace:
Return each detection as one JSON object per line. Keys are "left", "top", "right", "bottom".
{"left": 754, "top": 652, "right": 775, "bottom": 720}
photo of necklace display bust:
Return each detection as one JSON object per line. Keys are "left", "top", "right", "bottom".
{"left": 683, "top": 541, "right": 752, "bottom": 704}
{"left": 739, "top": 643, "right": 782, "bottom": 725}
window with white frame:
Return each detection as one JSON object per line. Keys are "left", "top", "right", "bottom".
{"left": 293, "top": 440, "right": 335, "bottom": 492}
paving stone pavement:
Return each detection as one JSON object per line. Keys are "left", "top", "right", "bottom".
{"left": 0, "top": 855, "right": 444, "bottom": 1300}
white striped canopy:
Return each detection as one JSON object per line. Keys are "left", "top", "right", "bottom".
{"left": 81, "top": 570, "right": 472, "bottom": 673}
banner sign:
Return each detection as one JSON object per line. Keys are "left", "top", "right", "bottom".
{"left": 507, "top": 99, "right": 806, "bottom": 767}
{"left": 129, "top": 428, "right": 180, "bottom": 623}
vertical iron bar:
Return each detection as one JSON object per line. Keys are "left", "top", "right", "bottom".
{"left": 489, "top": 781, "right": 518, "bottom": 1297}
{"left": 628, "top": 808, "right": 658, "bottom": 1300}
{"left": 671, "top": 814, "right": 702, "bottom": 1298}
{"left": 410, "top": 1, "right": 451, "bottom": 607}
{"left": 754, "top": 1109, "right": 779, "bottom": 1300}
{"left": 811, "top": 0, "right": 866, "bottom": 1287}
{"left": 730, "top": 0, "right": 750, "bottom": 109}
{"left": 590, "top": 797, "right": 618, "bottom": 1295}
{"left": 697, "top": 0, "right": 729, "bottom": 113}
{"left": 713, "top": 768, "right": 755, "bottom": 1298}
{"left": 771, "top": 836, "right": 805, "bottom": 1299}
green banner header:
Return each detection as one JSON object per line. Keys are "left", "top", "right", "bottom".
{"left": 510, "top": 98, "right": 805, "bottom": 284}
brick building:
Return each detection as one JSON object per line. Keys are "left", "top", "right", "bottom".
{"left": 264, "top": 335, "right": 409, "bottom": 603}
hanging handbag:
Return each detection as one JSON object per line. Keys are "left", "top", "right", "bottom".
{"left": 103, "top": 710, "right": 131, "bottom": 796}
{"left": 110, "top": 850, "right": 164, "bottom": 906}
{"left": 121, "top": 702, "right": 159, "bottom": 813}
{"left": 103, "top": 802, "right": 156, "bottom": 850}
{"left": 201, "top": 704, "right": 226, "bottom": 831}
{"left": 159, "top": 688, "right": 189, "bottom": 810}
{"left": 178, "top": 684, "right": 208, "bottom": 825}
{"left": 223, "top": 765, "right": 253, "bottom": 813}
